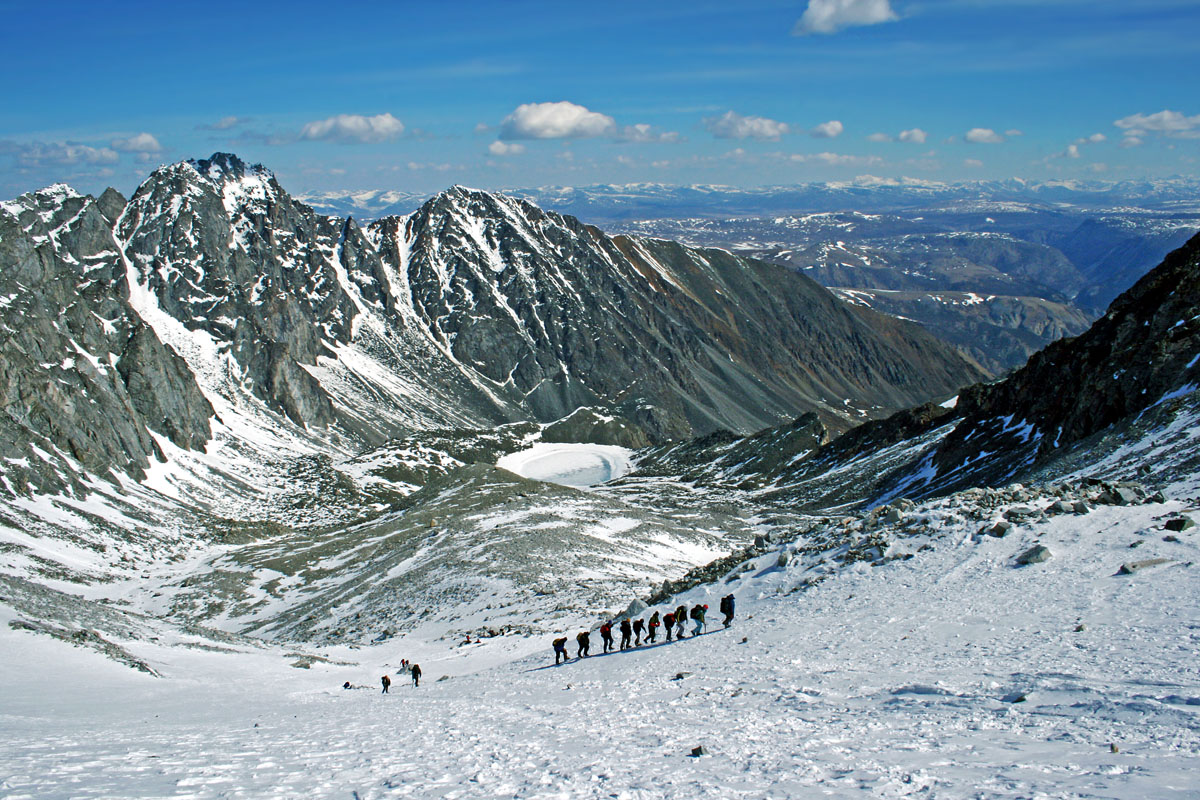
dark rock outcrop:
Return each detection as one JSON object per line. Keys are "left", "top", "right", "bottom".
{"left": 0, "top": 186, "right": 212, "bottom": 496}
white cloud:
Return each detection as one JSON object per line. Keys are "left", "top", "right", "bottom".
{"left": 488, "top": 141, "right": 525, "bottom": 156}
{"left": 111, "top": 132, "right": 162, "bottom": 153}
{"left": 704, "top": 110, "right": 790, "bottom": 140}
{"left": 790, "top": 151, "right": 883, "bottom": 167}
{"left": 1063, "top": 144, "right": 1081, "bottom": 159}
{"left": 499, "top": 101, "right": 616, "bottom": 140}
{"left": 1004, "top": 129, "right": 1024, "bottom": 137}
{"left": 964, "top": 158, "right": 984, "bottom": 168}
{"left": 965, "top": 128, "right": 1005, "bottom": 144}
{"left": 1114, "top": 109, "right": 1200, "bottom": 136}
{"left": 1119, "top": 136, "right": 1144, "bottom": 149}
{"left": 898, "top": 128, "right": 928, "bottom": 144}
{"left": 1075, "top": 133, "right": 1106, "bottom": 144}
{"left": 619, "top": 124, "right": 681, "bottom": 143}
{"left": 811, "top": 119, "right": 844, "bottom": 139}
{"left": 2, "top": 140, "right": 119, "bottom": 166}
{"left": 473, "top": 122, "right": 491, "bottom": 135}
{"left": 793, "top": 0, "right": 898, "bottom": 36}
{"left": 867, "top": 132, "right": 893, "bottom": 142}
{"left": 300, "top": 113, "right": 404, "bottom": 144}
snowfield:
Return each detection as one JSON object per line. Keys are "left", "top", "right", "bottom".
{"left": 2, "top": 487, "right": 1197, "bottom": 798}
{"left": 496, "top": 443, "right": 634, "bottom": 487}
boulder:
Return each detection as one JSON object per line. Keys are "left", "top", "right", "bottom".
{"left": 690, "top": 745, "right": 709, "bottom": 757}
{"left": 987, "top": 521, "right": 1013, "bottom": 538}
{"left": 1072, "top": 501, "right": 1090, "bottom": 514}
{"left": 1016, "top": 545, "right": 1052, "bottom": 565}
{"left": 1165, "top": 516, "right": 1195, "bottom": 532}
{"left": 1004, "top": 506, "right": 1039, "bottom": 522}
{"left": 1116, "top": 558, "right": 1172, "bottom": 575}
{"left": 882, "top": 507, "right": 904, "bottom": 524}
{"left": 623, "top": 599, "right": 648, "bottom": 618}
{"left": 1049, "top": 500, "right": 1074, "bottom": 514}
{"left": 777, "top": 551, "right": 790, "bottom": 568}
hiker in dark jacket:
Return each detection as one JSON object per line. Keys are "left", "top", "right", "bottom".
{"left": 691, "top": 603, "right": 708, "bottom": 636}
{"left": 647, "top": 611, "right": 660, "bottom": 643}
{"left": 600, "top": 621, "right": 615, "bottom": 653}
{"left": 720, "top": 594, "right": 735, "bottom": 628}
{"left": 675, "top": 605, "right": 688, "bottom": 638}
{"left": 619, "top": 618, "right": 632, "bottom": 650}
{"left": 410, "top": 663, "right": 422, "bottom": 688}
{"left": 632, "top": 618, "right": 645, "bottom": 646}
{"left": 663, "top": 612, "right": 675, "bottom": 642}
{"left": 381, "top": 674, "right": 391, "bottom": 693}
{"left": 553, "top": 636, "right": 570, "bottom": 664}
{"left": 576, "top": 630, "right": 591, "bottom": 658}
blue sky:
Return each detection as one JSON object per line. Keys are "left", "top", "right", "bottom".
{"left": 1, "top": 0, "right": 1198, "bottom": 198}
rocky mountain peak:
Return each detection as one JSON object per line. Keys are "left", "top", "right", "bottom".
{"left": 185, "top": 152, "right": 267, "bottom": 183}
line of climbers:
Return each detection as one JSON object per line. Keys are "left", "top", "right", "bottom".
{"left": 552, "top": 595, "right": 735, "bottom": 665}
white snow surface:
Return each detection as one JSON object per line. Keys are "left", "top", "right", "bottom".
{"left": 2, "top": 486, "right": 1198, "bottom": 798}
{"left": 496, "top": 443, "right": 634, "bottom": 487}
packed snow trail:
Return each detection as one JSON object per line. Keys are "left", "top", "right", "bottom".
{"left": 1, "top": 498, "right": 1197, "bottom": 798}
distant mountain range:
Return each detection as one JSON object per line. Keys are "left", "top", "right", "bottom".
{"left": 301, "top": 177, "right": 1200, "bottom": 223}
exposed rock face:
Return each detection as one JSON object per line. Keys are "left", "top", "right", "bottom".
{"left": 932, "top": 230, "right": 1200, "bottom": 483}
{"left": 117, "top": 154, "right": 353, "bottom": 428}
{"left": 0, "top": 185, "right": 212, "bottom": 497}
{"left": 369, "top": 186, "right": 985, "bottom": 439}
{"left": 1, "top": 153, "right": 989, "bottom": 499}
{"left": 645, "top": 232, "right": 1200, "bottom": 510}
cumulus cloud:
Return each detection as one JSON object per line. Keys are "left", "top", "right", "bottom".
{"left": 1074, "top": 133, "right": 1106, "bottom": 144}
{"left": 1114, "top": 109, "right": 1200, "bottom": 146}
{"left": 300, "top": 113, "right": 404, "bottom": 144}
{"left": 110, "top": 132, "right": 162, "bottom": 153}
{"left": 619, "top": 124, "right": 681, "bottom": 143}
{"left": 965, "top": 128, "right": 1005, "bottom": 144}
{"left": 867, "top": 132, "right": 893, "bottom": 143}
{"left": 964, "top": 158, "right": 984, "bottom": 168}
{"left": 898, "top": 128, "right": 927, "bottom": 144}
{"left": 487, "top": 141, "right": 525, "bottom": 156}
{"left": 1063, "top": 144, "right": 1081, "bottom": 159}
{"left": 793, "top": 0, "right": 898, "bottom": 35}
{"left": 810, "top": 119, "right": 844, "bottom": 139}
{"left": 499, "top": 101, "right": 616, "bottom": 140}
{"left": 1114, "top": 109, "right": 1200, "bottom": 136}
{"left": 1, "top": 140, "right": 119, "bottom": 166}
{"left": 704, "top": 110, "right": 790, "bottom": 140}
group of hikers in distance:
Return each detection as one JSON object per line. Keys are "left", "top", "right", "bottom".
{"left": 552, "top": 595, "right": 735, "bottom": 665}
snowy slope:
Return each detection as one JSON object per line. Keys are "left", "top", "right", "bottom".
{"left": 2, "top": 433, "right": 1197, "bottom": 798}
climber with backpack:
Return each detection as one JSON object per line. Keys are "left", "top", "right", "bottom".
{"left": 576, "top": 630, "right": 591, "bottom": 658}
{"left": 675, "top": 604, "right": 688, "bottom": 639}
{"left": 619, "top": 618, "right": 632, "bottom": 650}
{"left": 552, "top": 636, "right": 570, "bottom": 665}
{"left": 691, "top": 603, "right": 707, "bottom": 636}
{"left": 647, "top": 611, "right": 660, "bottom": 643}
{"left": 663, "top": 611, "right": 675, "bottom": 642}
{"left": 632, "top": 617, "right": 645, "bottom": 646}
{"left": 720, "top": 594, "right": 735, "bottom": 628}
{"left": 600, "top": 621, "right": 615, "bottom": 653}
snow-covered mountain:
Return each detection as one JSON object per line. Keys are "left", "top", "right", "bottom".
{"left": 2, "top": 163, "right": 1200, "bottom": 797}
